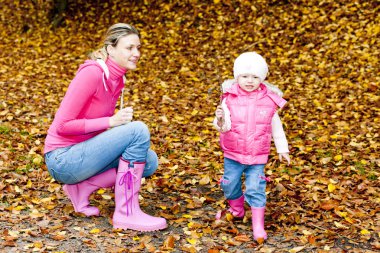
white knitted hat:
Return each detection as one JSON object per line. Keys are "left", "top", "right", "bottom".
{"left": 233, "top": 52, "right": 268, "bottom": 81}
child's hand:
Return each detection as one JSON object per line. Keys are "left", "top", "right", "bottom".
{"left": 279, "top": 153, "right": 290, "bottom": 165}
{"left": 215, "top": 105, "right": 224, "bottom": 120}
{"left": 215, "top": 105, "right": 225, "bottom": 127}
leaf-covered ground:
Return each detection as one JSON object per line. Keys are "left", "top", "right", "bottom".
{"left": 0, "top": 0, "right": 379, "bottom": 252}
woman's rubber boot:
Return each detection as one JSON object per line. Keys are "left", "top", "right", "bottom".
{"left": 251, "top": 207, "right": 268, "bottom": 242}
{"left": 216, "top": 195, "right": 245, "bottom": 220}
{"left": 112, "top": 158, "right": 167, "bottom": 231}
{"left": 62, "top": 168, "right": 117, "bottom": 216}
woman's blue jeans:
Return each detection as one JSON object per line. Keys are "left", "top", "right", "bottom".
{"left": 221, "top": 157, "right": 267, "bottom": 207}
{"left": 44, "top": 121, "right": 158, "bottom": 184}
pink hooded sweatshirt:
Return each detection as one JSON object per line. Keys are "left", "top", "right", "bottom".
{"left": 220, "top": 83, "right": 287, "bottom": 165}
{"left": 44, "top": 58, "right": 126, "bottom": 154}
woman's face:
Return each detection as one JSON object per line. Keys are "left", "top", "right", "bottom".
{"left": 108, "top": 34, "right": 141, "bottom": 70}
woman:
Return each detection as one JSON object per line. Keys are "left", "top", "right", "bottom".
{"left": 44, "top": 23, "right": 167, "bottom": 232}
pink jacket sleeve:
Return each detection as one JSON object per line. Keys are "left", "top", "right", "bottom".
{"left": 55, "top": 66, "right": 110, "bottom": 135}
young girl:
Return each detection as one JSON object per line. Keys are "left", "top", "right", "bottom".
{"left": 44, "top": 23, "right": 167, "bottom": 232}
{"left": 213, "top": 52, "right": 290, "bottom": 242}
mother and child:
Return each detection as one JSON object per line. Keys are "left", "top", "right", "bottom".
{"left": 43, "top": 23, "right": 290, "bottom": 242}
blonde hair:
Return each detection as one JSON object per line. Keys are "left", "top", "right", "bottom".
{"left": 89, "top": 23, "right": 139, "bottom": 61}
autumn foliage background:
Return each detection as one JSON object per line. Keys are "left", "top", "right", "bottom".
{"left": 0, "top": 0, "right": 379, "bottom": 252}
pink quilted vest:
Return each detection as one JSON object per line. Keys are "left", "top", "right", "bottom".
{"left": 220, "top": 83, "right": 287, "bottom": 165}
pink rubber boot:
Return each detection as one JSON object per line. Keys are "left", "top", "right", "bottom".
{"left": 216, "top": 195, "right": 245, "bottom": 220}
{"left": 62, "top": 168, "right": 117, "bottom": 216}
{"left": 112, "top": 158, "right": 167, "bottom": 231}
{"left": 251, "top": 207, "right": 268, "bottom": 241}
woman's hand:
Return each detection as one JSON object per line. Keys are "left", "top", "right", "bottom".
{"left": 109, "top": 107, "right": 133, "bottom": 127}
{"left": 279, "top": 153, "right": 290, "bottom": 165}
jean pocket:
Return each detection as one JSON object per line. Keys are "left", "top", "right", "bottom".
{"left": 56, "top": 145, "right": 84, "bottom": 166}
{"left": 45, "top": 146, "right": 82, "bottom": 184}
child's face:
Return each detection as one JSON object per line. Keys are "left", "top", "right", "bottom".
{"left": 237, "top": 74, "right": 261, "bottom": 92}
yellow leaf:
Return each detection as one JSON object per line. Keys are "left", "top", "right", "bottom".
{"left": 205, "top": 117, "right": 214, "bottom": 122}
{"left": 174, "top": 115, "right": 184, "bottom": 121}
{"left": 334, "top": 155, "right": 342, "bottom": 161}
{"left": 101, "top": 194, "right": 112, "bottom": 200}
{"left": 89, "top": 228, "right": 100, "bottom": 234}
{"left": 334, "top": 221, "right": 349, "bottom": 229}
{"left": 199, "top": 175, "right": 210, "bottom": 185}
{"left": 226, "top": 212, "right": 234, "bottom": 221}
{"left": 289, "top": 246, "right": 306, "bottom": 253}
{"left": 360, "top": 229, "right": 370, "bottom": 235}
{"left": 33, "top": 241, "right": 43, "bottom": 248}
{"left": 186, "top": 238, "right": 197, "bottom": 245}
{"left": 191, "top": 136, "right": 202, "bottom": 142}
{"left": 8, "top": 231, "right": 20, "bottom": 237}
{"left": 97, "top": 189, "right": 105, "bottom": 194}
{"left": 318, "top": 135, "right": 328, "bottom": 142}
{"left": 313, "top": 99, "right": 321, "bottom": 107}
{"left": 182, "top": 214, "right": 192, "bottom": 219}
{"left": 302, "top": 230, "right": 312, "bottom": 235}
{"left": 159, "top": 156, "right": 170, "bottom": 164}
{"left": 15, "top": 185, "right": 21, "bottom": 193}
{"left": 336, "top": 211, "right": 347, "bottom": 218}
{"left": 344, "top": 216, "right": 354, "bottom": 224}
{"left": 160, "top": 115, "right": 169, "bottom": 123}
{"left": 33, "top": 156, "right": 43, "bottom": 165}
{"left": 328, "top": 183, "right": 336, "bottom": 193}
{"left": 29, "top": 209, "right": 44, "bottom": 218}
{"left": 321, "top": 157, "right": 331, "bottom": 164}
{"left": 41, "top": 197, "right": 52, "bottom": 203}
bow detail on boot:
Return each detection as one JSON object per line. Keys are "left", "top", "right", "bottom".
{"left": 113, "top": 158, "right": 167, "bottom": 231}
{"left": 119, "top": 168, "right": 138, "bottom": 216}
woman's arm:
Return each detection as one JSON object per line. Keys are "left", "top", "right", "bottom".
{"left": 55, "top": 66, "right": 110, "bottom": 135}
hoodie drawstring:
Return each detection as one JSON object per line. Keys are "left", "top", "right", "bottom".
{"left": 102, "top": 73, "right": 108, "bottom": 92}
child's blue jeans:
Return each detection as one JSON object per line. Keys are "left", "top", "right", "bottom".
{"left": 44, "top": 121, "right": 158, "bottom": 184}
{"left": 221, "top": 157, "right": 267, "bottom": 207}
